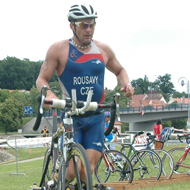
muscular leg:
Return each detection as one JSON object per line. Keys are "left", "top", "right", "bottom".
{"left": 66, "top": 149, "right": 101, "bottom": 182}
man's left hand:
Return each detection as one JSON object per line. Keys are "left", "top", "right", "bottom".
{"left": 120, "top": 84, "right": 134, "bottom": 97}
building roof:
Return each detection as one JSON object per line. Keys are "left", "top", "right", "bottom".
{"left": 130, "top": 92, "right": 167, "bottom": 107}
{"left": 115, "top": 121, "right": 123, "bottom": 125}
{"left": 169, "top": 97, "right": 189, "bottom": 104}
{"left": 0, "top": 89, "right": 30, "bottom": 93}
{"left": 131, "top": 94, "right": 147, "bottom": 100}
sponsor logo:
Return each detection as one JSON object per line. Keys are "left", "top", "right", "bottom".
{"left": 93, "top": 142, "right": 102, "bottom": 147}
{"left": 92, "top": 60, "right": 102, "bottom": 64}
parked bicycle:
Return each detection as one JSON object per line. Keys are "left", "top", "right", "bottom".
{"left": 119, "top": 131, "right": 162, "bottom": 180}
{"left": 145, "top": 133, "right": 174, "bottom": 179}
{"left": 29, "top": 85, "right": 120, "bottom": 190}
{"left": 167, "top": 131, "right": 190, "bottom": 175}
{"left": 94, "top": 137, "right": 134, "bottom": 183}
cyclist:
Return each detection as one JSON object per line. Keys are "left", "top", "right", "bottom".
{"left": 36, "top": 3, "right": 134, "bottom": 188}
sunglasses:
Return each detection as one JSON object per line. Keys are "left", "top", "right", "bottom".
{"left": 74, "top": 22, "right": 96, "bottom": 29}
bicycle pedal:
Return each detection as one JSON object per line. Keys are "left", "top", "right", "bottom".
{"left": 28, "top": 183, "right": 43, "bottom": 190}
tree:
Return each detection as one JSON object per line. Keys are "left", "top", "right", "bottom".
{"left": 0, "top": 56, "right": 58, "bottom": 90}
{"left": 154, "top": 74, "right": 175, "bottom": 102}
{"left": 173, "top": 91, "right": 187, "bottom": 98}
{"left": 0, "top": 89, "right": 11, "bottom": 103}
{"left": 131, "top": 75, "right": 149, "bottom": 95}
{"left": 0, "top": 97, "right": 24, "bottom": 134}
{"left": 172, "top": 119, "right": 187, "bottom": 129}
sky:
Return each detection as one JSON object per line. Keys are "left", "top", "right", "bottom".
{"left": 1, "top": 0, "right": 190, "bottom": 93}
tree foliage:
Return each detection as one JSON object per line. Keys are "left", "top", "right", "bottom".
{"left": 131, "top": 75, "right": 149, "bottom": 94}
{"left": 0, "top": 56, "right": 58, "bottom": 90}
{"left": 0, "top": 97, "right": 24, "bottom": 133}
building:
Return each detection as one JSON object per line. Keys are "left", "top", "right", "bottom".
{"left": 130, "top": 91, "right": 167, "bottom": 108}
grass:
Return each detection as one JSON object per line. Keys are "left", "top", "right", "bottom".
{"left": 0, "top": 144, "right": 190, "bottom": 189}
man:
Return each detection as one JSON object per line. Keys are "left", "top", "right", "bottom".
{"left": 36, "top": 3, "right": 134, "bottom": 187}
{"left": 41, "top": 126, "right": 49, "bottom": 137}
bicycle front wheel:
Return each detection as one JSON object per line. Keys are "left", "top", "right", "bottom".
{"left": 130, "top": 149, "right": 162, "bottom": 180}
{"left": 154, "top": 149, "right": 174, "bottom": 179}
{"left": 57, "top": 143, "right": 93, "bottom": 190}
{"left": 168, "top": 147, "right": 190, "bottom": 174}
{"left": 42, "top": 148, "right": 53, "bottom": 186}
{"left": 94, "top": 149, "right": 133, "bottom": 183}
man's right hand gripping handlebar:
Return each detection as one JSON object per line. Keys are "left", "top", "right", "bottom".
{"left": 33, "top": 85, "right": 120, "bottom": 135}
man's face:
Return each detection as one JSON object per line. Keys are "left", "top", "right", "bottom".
{"left": 105, "top": 116, "right": 110, "bottom": 122}
{"left": 71, "top": 18, "right": 95, "bottom": 44}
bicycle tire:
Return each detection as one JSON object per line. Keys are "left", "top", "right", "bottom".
{"left": 94, "top": 149, "right": 133, "bottom": 183}
{"left": 57, "top": 143, "right": 93, "bottom": 190}
{"left": 168, "top": 147, "right": 190, "bottom": 174}
{"left": 42, "top": 148, "right": 53, "bottom": 186}
{"left": 130, "top": 149, "right": 162, "bottom": 180}
{"left": 154, "top": 149, "right": 174, "bottom": 179}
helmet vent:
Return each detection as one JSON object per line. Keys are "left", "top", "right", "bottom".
{"left": 71, "top": 5, "right": 78, "bottom": 8}
{"left": 81, "top": 5, "right": 90, "bottom": 15}
{"left": 69, "top": 8, "right": 80, "bottom": 12}
{"left": 90, "top": 5, "right": 94, "bottom": 14}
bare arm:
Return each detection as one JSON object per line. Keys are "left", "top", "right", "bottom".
{"left": 36, "top": 43, "right": 60, "bottom": 104}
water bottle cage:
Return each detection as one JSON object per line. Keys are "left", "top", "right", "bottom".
{"left": 64, "top": 124, "right": 73, "bottom": 139}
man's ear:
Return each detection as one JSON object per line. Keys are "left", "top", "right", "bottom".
{"left": 70, "top": 23, "right": 74, "bottom": 31}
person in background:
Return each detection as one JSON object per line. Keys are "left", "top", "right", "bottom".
{"left": 41, "top": 126, "right": 50, "bottom": 137}
{"left": 104, "top": 111, "right": 114, "bottom": 149}
{"left": 153, "top": 119, "right": 163, "bottom": 149}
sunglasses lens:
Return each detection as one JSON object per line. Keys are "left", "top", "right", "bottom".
{"left": 79, "top": 22, "right": 87, "bottom": 29}
{"left": 90, "top": 23, "right": 95, "bottom": 28}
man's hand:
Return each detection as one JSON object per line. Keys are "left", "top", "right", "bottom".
{"left": 44, "top": 92, "right": 59, "bottom": 109}
{"left": 120, "top": 84, "right": 134, "bottom": 97}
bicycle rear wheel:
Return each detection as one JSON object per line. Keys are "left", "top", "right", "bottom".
{"left": 168, "top": 147, "right": 190, "bottom": 174}
{"left": 130, "top": 149, "right": 162, "bottom": 180}
{"left": 94, "top": 149, "right": 133, "bottom": 183}
{"left": 154, "top": 149, "right": 174, "bottom": 179}
{"left": 57, "top": 143, "right": 93, "bottom": 190}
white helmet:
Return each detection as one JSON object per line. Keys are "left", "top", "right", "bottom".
{"left": 67, "top": 3, "right": 98, "bottom": 22}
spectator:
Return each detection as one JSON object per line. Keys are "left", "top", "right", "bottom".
{"left": 153, "top": 119, "right": 163, "bottom": 149}
{"left": 41, "top": 126, "right": 50, "bottom": 137}
{"left": 105, "top": 111, "right": 116, "bottom": 149}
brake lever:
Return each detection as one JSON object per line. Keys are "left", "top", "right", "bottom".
{"left": 39, "top": 85, "right": 48, "bottom": 114}
{"left": 114, "top": 93, "right": 120, "bottom": 121}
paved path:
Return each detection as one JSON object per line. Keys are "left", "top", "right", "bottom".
{"left": 0, "top": 156, "right": 44, "bottom": 165}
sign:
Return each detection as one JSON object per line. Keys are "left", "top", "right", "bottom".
{"left": 24, "top": 106, "right": 33, "bottom": 114}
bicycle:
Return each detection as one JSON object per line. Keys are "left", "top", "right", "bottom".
{"left": 167, "top": 131, "right": 190, "bottom": 175}
{"left": 94, "top": 137, "right": 134, "bottom": 183}
{"left": 145, "top": 133, "right": 174, "bottom": 179}
{"left": 29, "top": 85, "right": 120, "bottom": 190}
{"left": 119, "top": 131, "right": 162, "bottom": 180}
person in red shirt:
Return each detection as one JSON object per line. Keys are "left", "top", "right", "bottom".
{"left": 153, "top": 119, "right": 163, "bottom": 149}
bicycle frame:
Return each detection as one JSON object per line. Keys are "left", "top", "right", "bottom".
{"left": 175, "top": 146, "right": 190, "bottom": 169}
{"left": 101, "top": 149, "right": 116, "bottom": 172}
{"left": 31, "top": 85, "right": 120, "bottom": 189}
{"left": 39, "top": 108, "right": 59, "bottom": 188}
{"left": 121, "top": 133, "right": 157, "bottom": 169}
